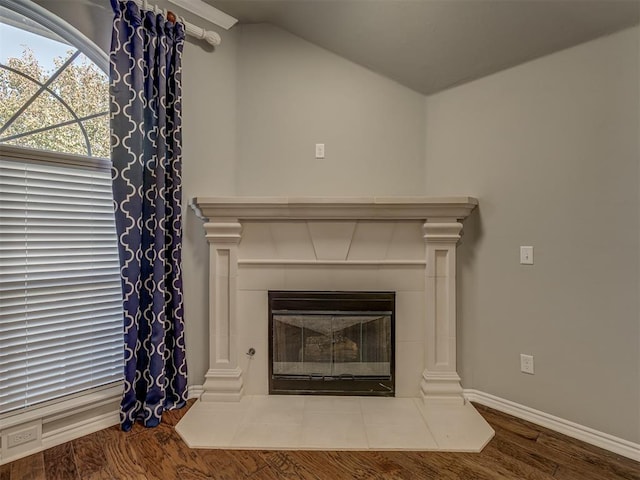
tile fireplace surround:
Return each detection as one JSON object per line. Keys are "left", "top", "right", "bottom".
{"left": 176, "top": 196, "right": 494, "bottom": 451}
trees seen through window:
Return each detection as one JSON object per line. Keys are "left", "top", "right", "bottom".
{"left": 0, "top": 6, "right": 109, "bottom": 157}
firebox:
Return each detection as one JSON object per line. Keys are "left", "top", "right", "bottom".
{"left": 268, "top": 291, "right": 395, "bottom": 396}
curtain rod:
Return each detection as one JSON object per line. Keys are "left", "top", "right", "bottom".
{"left": 129, "top": 0, "right": 222, "bottom": 46}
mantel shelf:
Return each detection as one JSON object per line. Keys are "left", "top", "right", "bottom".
{"left": 190, "top": 196, "right": 478, "bottom": 221}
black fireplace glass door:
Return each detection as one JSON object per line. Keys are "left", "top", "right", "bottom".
{"left": 269, "top": 290, "right": 395, "bottom": 395}
{"left": 272, "top": 313, "right": 391, "bottom": 379}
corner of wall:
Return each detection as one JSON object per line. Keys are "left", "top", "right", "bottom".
{"left": 424, "top": 26, "right": 640, "bottom": 444}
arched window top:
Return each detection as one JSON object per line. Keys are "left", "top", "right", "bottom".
{"left": 0, "top": 2, "right": 109, "bottom": 158}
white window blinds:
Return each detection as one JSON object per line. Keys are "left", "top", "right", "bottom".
{"left": 0, "top": 148, "right": 124, "bottom": 415}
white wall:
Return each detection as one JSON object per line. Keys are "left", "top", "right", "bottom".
{"left": 424, "top": 27, "right": 640, "bottom": 443}
{"left": 32, "top": 0, "right": 112, "bottom": 54}
{"left": 637, "top": 24, "right": 640, "bottom": 446}
{"left": 235, "top": 24, "right": 426, "bottom": 196}
{"left": 181, "top": 29, "right": 239, "bottom": 385}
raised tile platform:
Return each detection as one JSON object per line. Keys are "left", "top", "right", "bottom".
{"left": 175, "top": 395, "right": 494, "bottom": 451}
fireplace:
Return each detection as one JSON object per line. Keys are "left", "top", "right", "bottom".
{"left": 190, "top": 196, "right": 478, "bottom": 404}
{"left": 269, "top": 291, "right": 395, "bottom": 396}
{"left": 178, "top": 197, "right": 496, "bottom": 452}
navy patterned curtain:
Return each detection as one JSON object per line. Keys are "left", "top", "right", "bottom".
{"left": 109, "top": 0, "right": 187, "bottom": 431}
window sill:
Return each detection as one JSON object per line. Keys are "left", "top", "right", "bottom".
{"left": 0, "top": 383, "right": 122, "bottom": 465}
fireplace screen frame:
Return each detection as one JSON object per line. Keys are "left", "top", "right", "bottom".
{"left": 268, "top": 291, "right": 395, "bottom": 396}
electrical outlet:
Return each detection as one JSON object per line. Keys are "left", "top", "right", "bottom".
{"left": 520, "top": 354, "right": 535, "bottom": 374}
{"left": 315, "top": 143, "right": 325, "bottom": 159}
{"left": 7, "top": 426, "right": 38, "bottom": 447}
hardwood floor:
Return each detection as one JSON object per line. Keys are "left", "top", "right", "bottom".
{"left": 2, "top": 401, "right": 638, "bottom": 480}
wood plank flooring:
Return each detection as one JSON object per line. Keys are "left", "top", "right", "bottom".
{"left": 3, "top": 401, "right": 638, "bottom": 479}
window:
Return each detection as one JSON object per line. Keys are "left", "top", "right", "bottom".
{"left": 0, "top": 2, "right": 123, "bottom": 416}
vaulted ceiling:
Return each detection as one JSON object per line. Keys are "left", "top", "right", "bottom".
{"left": 209, "top": 0, "right": 640, "bottom": 95}
{"left": 28, "top": 0, "right": 640, "bottom": 95}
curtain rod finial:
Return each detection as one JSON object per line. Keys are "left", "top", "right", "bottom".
{"left": 202, "top": 29, "right": 221, "bottom": 46}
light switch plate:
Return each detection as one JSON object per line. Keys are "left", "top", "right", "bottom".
{"left": 520, "top": 246, "right": 534, "bottom": 265}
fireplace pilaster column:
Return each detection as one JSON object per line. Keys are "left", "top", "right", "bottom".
{"left": 201, "top": 220, "right": 244, "bottom": 402}
{"left": 420, "top": 221, "right": 465, "bottom": 405}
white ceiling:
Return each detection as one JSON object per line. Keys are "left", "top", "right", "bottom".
{"left": 209, "top": 0, "right": 640, "bottom": 95}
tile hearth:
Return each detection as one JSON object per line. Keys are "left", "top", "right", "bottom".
{"left": 175, "top": 396, "right": 493, "bottom": 451}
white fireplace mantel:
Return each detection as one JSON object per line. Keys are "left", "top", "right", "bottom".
{"left": 191, "top": 196, "right": 477, "bottom": 221}
{"left": 191, "top": 196, "right": 478, "bottom": 405}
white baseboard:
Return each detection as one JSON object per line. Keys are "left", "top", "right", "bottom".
{"left": 188, "top": 384, "right": 204, "bottom": 400}
{"left": 1, "top": 386, "right": 204, "bottom": 466}
{"left": 0, "top": 410, "right": 119, "bottom": 466}
{"left": 464, "top": 389, "right": 640, "bottom": 462}
{"left": 42, "top": 411, "right": 120, "bottom": 452}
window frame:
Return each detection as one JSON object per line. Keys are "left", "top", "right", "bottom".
{"left": 0, "top": 0, "right": 123, "bottom": 463}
